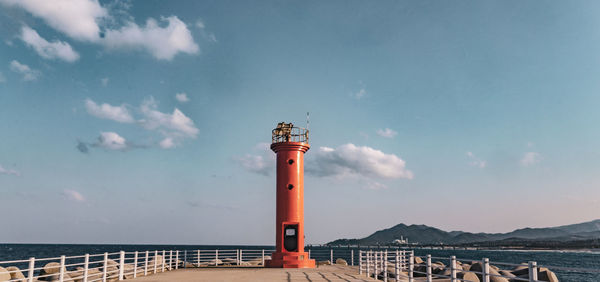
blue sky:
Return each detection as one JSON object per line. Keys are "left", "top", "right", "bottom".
{"left": 1, "top": 0, "right": 599, "bottom": 245}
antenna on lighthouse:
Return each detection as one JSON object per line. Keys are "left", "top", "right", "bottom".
{"left": 306, "top": 112, "right": 310, "bottom": 130}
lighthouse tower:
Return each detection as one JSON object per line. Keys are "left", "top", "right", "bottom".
{"left": 265, "top": 122, "right": 316, "bottom": 268}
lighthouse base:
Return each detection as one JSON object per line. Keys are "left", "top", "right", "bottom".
{"left": 265, "top": 252, "right": 316, "bottom": 268}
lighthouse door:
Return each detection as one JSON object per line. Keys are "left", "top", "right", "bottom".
{"left": 283, "top": 224, "right": 298, "bottom": 252}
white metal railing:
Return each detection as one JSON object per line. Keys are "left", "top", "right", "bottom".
{"left": 4, "top": 247, "right": 596, "bottom": 281}
{"left": 357, "top": 249, "right": 600, "bottom": 282}
{"left": 0, "top": 248, "right": 275, "bottom": 282}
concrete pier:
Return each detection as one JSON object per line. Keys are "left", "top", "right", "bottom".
{"left": 132, "top": 265, "right": 373, "bottom": 282}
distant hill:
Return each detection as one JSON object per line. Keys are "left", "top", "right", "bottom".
{"left": 328, "top": 219, "right": 600, "bottom": 245}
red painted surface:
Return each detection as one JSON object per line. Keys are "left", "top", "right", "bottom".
{"left": 265, "top": 142, "right": 316, "bottom": 268}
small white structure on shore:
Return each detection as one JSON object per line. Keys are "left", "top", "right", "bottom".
{"left": 392, "top": 236, "right": 408, "bottom": 244}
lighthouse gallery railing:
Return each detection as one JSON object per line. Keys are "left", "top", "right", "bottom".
{"left": 271, "top": 126, "right": 308, "bottom": 144}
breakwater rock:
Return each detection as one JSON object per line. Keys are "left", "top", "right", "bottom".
{"left": 369, "top": 260, "right": 559, "bottom": 282}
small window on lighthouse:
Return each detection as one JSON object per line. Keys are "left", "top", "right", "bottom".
{"left": 288, "top": 159, "right": 294, "bottom": 165}
{"left": 287, "top": 184, "right": 294, "bottom": 190}
{"left": 286, "top": 229, "right": 296, "bottom": 236}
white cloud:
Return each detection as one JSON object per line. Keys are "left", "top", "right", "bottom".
{"left": 84, "top": 97, "right": 198, "bottom": 149}
{"left": 236, "top": 143, "right": 274, "bottom": 176}
{"left": 139, "top": 97, "right": 199, "bottom": 139}
{"left": 94, "top": 131, "right": 127, "bottom": 150}
{"left": 0, "top": 0, "right": 107, "bottom": 42}
{"left": 355, "top": 88, "right": 366, "bottom": 99}
{"left": 306, "top": 143, "right": 413, "bottom": 179}
{"left": 101, "top": 77, "right": 109, "bottom": 86}
{"left": 366, "top": 181, "right": 387, "bottom": 190}
{"left": 62, "top": 189, "right": 86, "bottom": 202}
{"left": 175, "top": 92, "right": 189, "bottom": 103}
{"left": 237, "top": 143, "right": 413, "bottom": 181}
{"left": 467, "top": 151, "right": 486, "bottom": 168}
{"left": 206, "top": 33, "right": 217, "bottom": 43}
{"left": 0, "top": 164, "right": 20, "bottom": 176}
{"left": 195, "top": 19, "right": 217, "bottom": 43}
{"left": 159, "top": 137, "right": 175, "bottom": 149}
{"left": 102, "top": 16, "right": 199, "bottom": 60}
{"left": 376, "top": 128, "right": 398, "bottom": 138}
{"left": 9, "top": 60, "right": 39, "bottom": 81}
{"left": 520, "top": 152, "right": 541, "bottom": 166}
{"left": 237, "top": 154, "right": 274, "bottom": 176}
{"left": 19, "top": 26, "right": 79, "bottom": 62}
{"left": 85, "top": 98, "right": 134, "bottom": 123}
{"left": 2, "top": 1, "right": 203, "bottom": 60}
{"left": 78, "top": 132, "right": 146, "bottom": 152}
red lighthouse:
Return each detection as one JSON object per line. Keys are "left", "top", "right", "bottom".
{"left": 265, "top": 122, "right": 316, "bottom": 268}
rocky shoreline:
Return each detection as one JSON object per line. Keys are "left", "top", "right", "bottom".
{"left": 360, "top": 256, "right": 559, "bottom": 282}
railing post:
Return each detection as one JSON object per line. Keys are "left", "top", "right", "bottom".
{"left": 197, "top": 250, "right": 201, "bottom": 267}
{"left": 261, "top": 249, "right": 265, "bottom": 266}
{"left": 383, "top": 251, "right": 388, "bottom": 282}
{"left": 215, "top": 250, "right": 219, "bottom": 266}
{"left": 374, "top": 250, "right": 377, "bottom": 277}
{"left": 408, "top": 253, "right": 414, "bottom": 282}
{"left": 426, "top": 254, "right": 432, "bottom": 282}
{"left": 372, "top": 250, "right": 375, "bottom": 278}
{"left": 27, "top": 257, "right": 35, "bottom": 282}
{"left": 102, "top": 252, "right": 108, "bottom": 282}
{"left": 119, "top": 251, "right": 125, "bottom": 280}
{"left": 528, "top": 261, "right": 538, "bottom": 282}
{"left": 166, "top": 250, "right": 170, "bottom": 271}
{"left": 450, "top": 256, "right": 457, "bottom": 282}
{"left": 482, "top": 258, "right": 490, "bottom": 282}
{"left": 236, "top": 249, "right": 240, "bottom": 265}
{"left": 375, "top": 251, "right": 378, "bottom": 279}
{"left": 371, "top": 251, "right": 379, "bottom": 279}
{"left": 308, "top": 249, "right": 311, "bottom": 259}
{"left": 383, "top": 251, "right": 386, "bottom": 275}
{"left": 330, "top": 248, "right": 333, "bottom": 264}
{"left": 240, "top": 249, "right": 243, "bottom": 265}
{"left": 59, "top": 255, "right": 65, "bottom": 282}
{"left": 153, "top": 251, "right": 158, "bottom": 274}
{"left": 184, "top": 250, "right": 187, "bottom": 269}
{"left": 169, "top": 250, "right": 173, "bottom": 270}
{"left": 133, "top": 251, "right": 138, "bottom": 278}
{"left": 366, "top": 251, "right": 370, "bottom": 277}
{"left": 144, "top": 251, "right": 149, "bottom": 276}
{"left": 359, "top": 251, "right": 363, "bottom": 275}
{"left": 83, "top": 254, "right": 89, "bottom": 282}
{"left": 395, "top": 250, "right": 399, "bottom": 281}
{"left": 374, "top": 251, "right": 378, "bottom": 279}
{"left": 161, "top": 250, "right": 165, "bottom": 272}
{"left": 377, "top": 251, "right": 381, "bottom": 280}
{"left": 371, "top": 251, "right": 378, "bottom": 279}
{"left": 175, "top": 250, "right": 179, "bottom": 270}
{"left": 351, "top": 249, "right": 354, "bottom": 266}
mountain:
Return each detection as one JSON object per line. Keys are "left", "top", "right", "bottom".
{"left": 327, "top": 219, "right": 600, "bottom": 245}
{"left": 553, "top": 219, "right": 600, "bottom": 233}
{"left": 498, "top": 219, "right": 600, "bottom": 240}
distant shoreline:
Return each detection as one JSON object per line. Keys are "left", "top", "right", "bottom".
{"left": 414, "top": 246, "right": 600, "bottom": 254}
